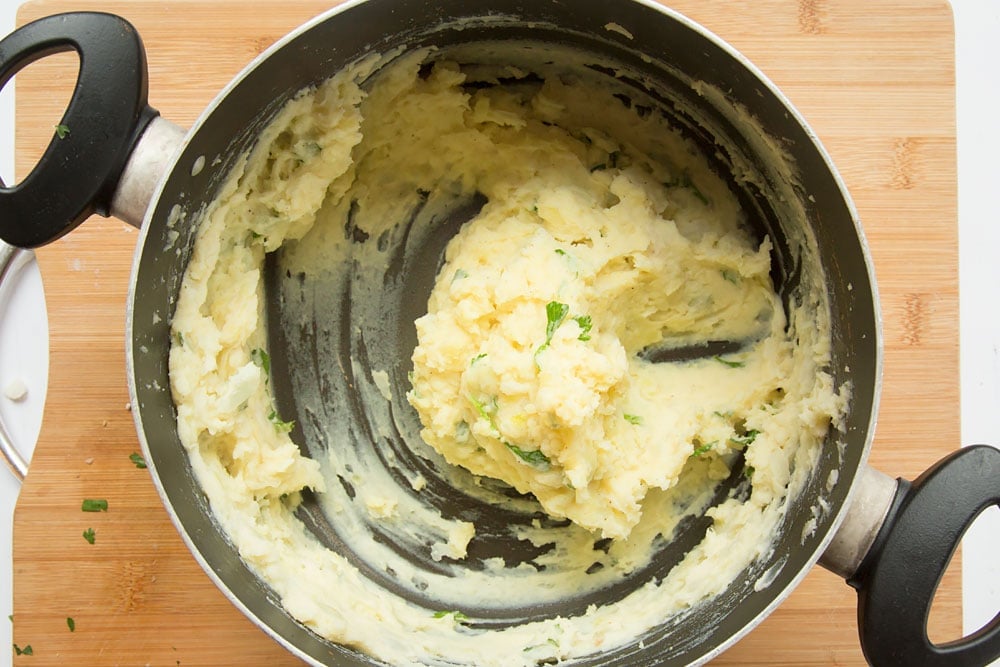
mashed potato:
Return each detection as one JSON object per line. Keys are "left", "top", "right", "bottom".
{"left": 169, "top": 44, "right": 847, "bottom": 666}
{"left": 408, "top": 149, "right": 780, "bottom": 540}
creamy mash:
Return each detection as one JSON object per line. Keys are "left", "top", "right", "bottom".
{"left": 169, "top": 44, "right": 846, "bottom": 667}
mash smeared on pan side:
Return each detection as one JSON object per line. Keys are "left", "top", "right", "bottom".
{"left": 170, "top": 46, "right": 847, "bottom": 667}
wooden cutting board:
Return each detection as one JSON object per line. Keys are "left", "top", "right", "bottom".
{"left": 11, "top": 0, "right": 960, "bottom": 664}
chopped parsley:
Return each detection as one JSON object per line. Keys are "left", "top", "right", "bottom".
{"left": 467, "top": 395, "right": 499, "bottom": 432}
{"left": 665, "top": 170, "right": 709, "bottom": 205}
{"left": 250, "top": 348, "right": 271, "bottom": 375}
{"left": 524, "top": 637, "right": 561, "bottom": 652}
{"left": 590, "top": 150, "right": 621, "bottom": 172}
{"left": 470, "top": 353, "right": 487, "bottom": 366}
{"left": 271, "top": 416, "right": 295, "bottom": 432}
{"left": 713, "top": 355, "right": 745, "bottom": 368}
{"left": 690, "top": 186, "right": 709, "bottom": 205}
{"left": 689, "top": 441, "right": 717, "bottom": 458}
{"left": 129, "top": 452, "right": 147, "bottom": 469}
{"left": 623, "top": 413, "right": 643, "bottom": 425}
{"left": 506, "top": 442, "right": 551, "bottom": 468}
{"left": 82, "top": 528, "right": 96, "bottom": 544}
{"left": 745, "top": 465, "right": 756, "bottom": 478}
{"left": 721, "top": 268, "right": 740, "bottom": 284}
{"left": 536, "top": 301, "right": 592, "bottom": 357}
{"left": 554, "top": 248, "right": 568, "bottom": 256}
{"left": 433, "top": 610, "right": 469, "bottom": 623}
{"left": 729, "top": 429, "right": 761, "bottom": 447}
{"left": 13, "top": 643, "right": 33, "bottom": 655}
{"left": 54, "top": 123, "right": 70, "bottom": 139}
{"left": 573, "top": 315, "right": 593, "bottom": 341}
{"left": 81, "top": 499, "right": 108, "bottom": 512}
{"left": 66, "top": 617, "right": 75, "bottom": 632}
{"left": 268, "top": 410, "right": 295, "bottom": 433}
{"left": 543, "top": 301, "right": 569, "bottom": 345}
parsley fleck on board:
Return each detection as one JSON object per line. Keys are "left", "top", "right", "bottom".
{"left": 81, "top": 499, "right": 108, "bottom": 512}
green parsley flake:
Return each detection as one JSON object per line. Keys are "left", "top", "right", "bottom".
{"left": 81, "top": 499, "right": 108, "bottom": 512}
{"left": 467, "top": 395, "right": 499, "bottom": 432}
{"left": 506, "top": 442, "right": 551, "bottom": 468}
{"left": 13, "top": 643, "right": 33, "bottom": 655}
{"left": 623, "top": 413, "right": 643, "bottom": 425}
{"left": 545, "top": 301, "right": 569, "bottom": 342}
{"left": 713, "top": 355, "right": 745, "bottom": 368}
{"left": 524, "top": 637, "right": 561, "bottom": 652}
{"left": 250, "top": 348, "right": 271, "bottom": 375}
{"left": 573, "top": 315, "right": 593, "bottom": 341}
{"left": 690, "top": 185, "right": 709, "bottom": 205}
{"left": 535, "top": 301, "right": 570, "bottom": 358}
{"left": 268, "top": 410, "right": 295, "bottom": 433}
{"left": 129, "top": 452, "right": 147, "bottom": 469}
{"left": 54, "top": 123, "right": 70, "bottom": 139}
{"left": 730, "top": 429, "right": 761, "bottom": 447}
{"left": 67, "top": 617, "right": 75, "bottom": 632}
{"left": 666, "top": 171, "right": 709, "bottom": 205}
{"left": 689, "top": 441, "right": 717, "bottom": 458}
{"left": 433, "top": 610, "right": 469, "bottom": 623}
{"left": 82, "top": 528, "right": 96, "bottom": 544}
{"left": 470, "top": 353, "right": 487, "bottom": 366}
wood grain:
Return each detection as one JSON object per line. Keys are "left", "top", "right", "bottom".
{"left": 11, "top": 0, "right": 959, "bottom": 664}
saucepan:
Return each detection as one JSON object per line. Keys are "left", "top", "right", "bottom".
{"left": 1, "top": 1, "right": 998, "bottom": 665}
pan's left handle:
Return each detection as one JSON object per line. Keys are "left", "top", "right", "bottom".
{"left": 0, "top": 12, "right": 160, "bottom": 248}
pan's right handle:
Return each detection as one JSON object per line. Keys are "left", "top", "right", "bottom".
{"left": 0, "top": 12, "right": 159, "bottom": 248}
{"left": 822, "top": 445, "right": 1000, "bottom": 666}
{"left": 849, "top": 445, "right": 1000, "bottom": 666}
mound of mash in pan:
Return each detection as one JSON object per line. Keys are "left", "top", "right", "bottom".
{"left": 170, "top": 45, "right": 847, "bottom": 666}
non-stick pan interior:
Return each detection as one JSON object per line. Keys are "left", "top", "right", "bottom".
{"left": 128, "top": 1, "right": 879, "bottom": 665}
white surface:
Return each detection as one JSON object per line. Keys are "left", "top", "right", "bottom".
{"left": 953, "top": 0, "right": 1000, "bottom": 650}
{"left": 0, "top": 0, "right": 996, "bottom": 661}
{"left": 2, "top": 1, "right": 47, "bottom": 662}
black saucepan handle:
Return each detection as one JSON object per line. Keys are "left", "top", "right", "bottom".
{"left": 0, "top": 12, "right": 158, "bottom": 249}
{"left": 849, "top": 444, "right": 1000, "bottom": 666}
